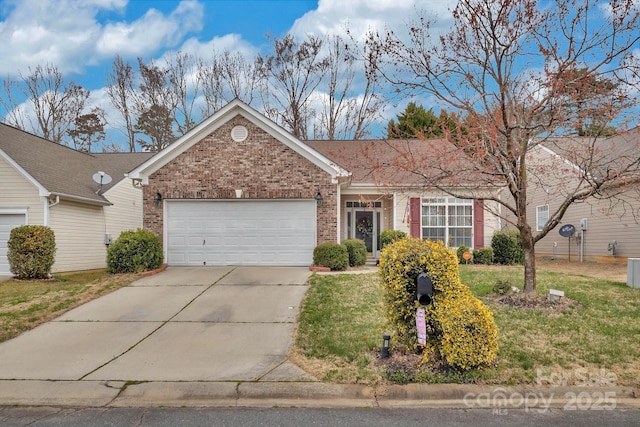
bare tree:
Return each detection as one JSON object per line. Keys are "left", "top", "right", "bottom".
{"left": 198, "top": 50, "right": 260, "bottom": 117}
{"left": 365, "top": 0, "right": 640, "bottom": 293}
{"left": 165, "top": 51, "right": 199, "bottom": 134}
{"left": 257, "top": 34, "right": 329, "bottom": 139}
{"left": 106, "top": 55, "right": 139, "bottom": 152}
{"left": 1, "top": 64, "right": 89, "bottom": 144}
{"left": 313, "top": 35, "right": 383, "bottom": 140}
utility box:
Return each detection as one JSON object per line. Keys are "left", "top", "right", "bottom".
{"left": 627, "top": 258, "right": 640, "bottom": 289}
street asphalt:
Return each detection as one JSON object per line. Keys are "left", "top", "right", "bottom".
{"left": 0, "top": 266, "right": 637, "bottom": 411}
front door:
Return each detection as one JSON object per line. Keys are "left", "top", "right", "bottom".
{"left": 355, "top": 210, "right": 374, "bottom": 252}
{"left": 345, "top": 201, "right": 382, "bottom": 258}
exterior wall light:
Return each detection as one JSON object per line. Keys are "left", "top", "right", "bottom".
{"left": 315, "top": 191, "right": 323, "bottom": 207}
{"left": 154, "top": 192, "right": 162, "bottom": 207}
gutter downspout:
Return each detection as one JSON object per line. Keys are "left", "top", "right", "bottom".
{"left": 43, "top": 195, "right": 60, "bottom": 226}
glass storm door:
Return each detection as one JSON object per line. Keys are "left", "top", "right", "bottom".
{"left": 345, "top": 201, "right": 383, "bottom": 258}
{"left": 355, "top": 210, "right": 374, "bottom": 252}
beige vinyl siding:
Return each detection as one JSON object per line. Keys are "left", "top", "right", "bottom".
{"left": 393, "top": 192, "right": 414, "bottom": 235}
{"left": 103, "top": 179, "right": 144, "bottom": 241}
{"left": 0, "top": 157, "right": 44, "bottom": 224}
{"left": 527, "top": 147, "right": 640, "bottom": 260}
{"left": 49, "top": 200, "right": 107, "bottom": 272}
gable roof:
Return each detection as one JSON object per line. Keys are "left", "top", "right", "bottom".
{"left": 128, "top": 99, "right": 349, "bottom": 185}
{"left": 0, "top": 123, "right": 153, "bottom": 205}
{"left": 538, "top": 127, "right": 640, "bottom": 180}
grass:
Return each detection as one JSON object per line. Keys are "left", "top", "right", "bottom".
{"left": 293, "top": 266, "right": 640, "bottom": 386}
{"left": 291, "top": 273, "right": 386, "bottom": 384}
{"left": 0, "top": 270, "right": 141, "bottom": 343}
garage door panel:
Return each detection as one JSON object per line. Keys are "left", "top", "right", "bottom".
{"left": 167, "top": 201, "right": 315, "bottom": 266}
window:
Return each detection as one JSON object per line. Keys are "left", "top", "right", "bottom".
{"left": 421, "top": 198, "right": 472, "bottom": 247}
{"left": 537, "top": 205, "right": 549, "bottom": 231}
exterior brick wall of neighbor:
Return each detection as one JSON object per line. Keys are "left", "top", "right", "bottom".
{"left": 143, "top": 115, "right": 338, "bottom": 247}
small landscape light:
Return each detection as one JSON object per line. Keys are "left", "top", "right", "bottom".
{"left": 381, "top": 334, "right": 391, "bottom": 359}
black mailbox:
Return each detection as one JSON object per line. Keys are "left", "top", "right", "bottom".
{"left": 415, "top": 273, "right": 433, "bottom": 306}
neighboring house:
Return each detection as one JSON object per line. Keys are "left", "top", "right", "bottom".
{"left": 128, "top": 99, "right": 501, "bottom": 267}
{"left": 527, "top": 128, "right": 640, "bottom": 262}
{"left": 0, "top": 124, "right": 152, "bottom": 274}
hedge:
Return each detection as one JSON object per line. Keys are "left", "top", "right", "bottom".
{"left": 107, "top": 229, "right": 163, "bottom": 273}
{"left": 379, "top": 238, "right": 498, "bottom": 370}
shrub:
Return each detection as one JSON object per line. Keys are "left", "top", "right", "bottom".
{"left": 106, "top": 229, "right": 163, "bottom": 274}
{"left": 342, "top": 239, "right": 367, "bottom": 267}
{"left": 473, "top": 247, "right": 494, "bottom": 265}
{"left": 491, "top": 230, "right": 524, "bottom": 265}
{"left": 380, "top": 229, "right": 407, "bottom": 249}
{"left": 7, "top": 225, "right": 56, "bottom": 280}
{"left": 456, "top": 245, "right": 471, "bottom": 264}
{"left": 313, "top": 242, "right": 349, "bottom": 271}
{"left": 379, "top": 238, "right": 498, "bottom": 370}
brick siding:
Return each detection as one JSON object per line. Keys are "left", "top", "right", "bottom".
{"left": 143, "top": 115, "right": 337, "bottom": 246}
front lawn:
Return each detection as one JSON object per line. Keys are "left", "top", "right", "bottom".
{"left": 0, "top": 270, "right": 140, "bottom": 343}
{"left": 292, "top": 266, "right": 640, "bottom": 386}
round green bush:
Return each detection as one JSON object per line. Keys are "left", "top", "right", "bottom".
{"left": 313, "top": 242, "right": 349, "bottom": 271}
{"left": 106, "top": 228, "right": 163, "bottom": 274}
{"left": 380, "top": 229, "right": 407, "bottom": 249}
{"left": 7, "top": 225, "right": 56, "bottom": 280}
{"left": 491, "top": 230, "right": 524, "bottom": 265}
{"left": 342, "top": 238, "right": 367, "bottom": 266}
{"left": 472, "top": 247, "right": 494, "bottom": 265}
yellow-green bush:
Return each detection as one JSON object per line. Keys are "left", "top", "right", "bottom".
{"left": 379, "top": 238, "right": 498, "bottom": 370}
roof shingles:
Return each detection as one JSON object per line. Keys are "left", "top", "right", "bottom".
{"left": 0, "top": 124, "right": 152, "bottom": 204}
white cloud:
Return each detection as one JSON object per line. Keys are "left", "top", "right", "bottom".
{"left": 289, "top": 0, "right": 456, "bottom": 42}
{"left": 96, "top": 0, "right": 204, "bottom": 58}
{"left": 0, "top": 0, "right": 204, "bottom": 76}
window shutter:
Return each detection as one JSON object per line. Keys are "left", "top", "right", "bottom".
{"left": 410, "top": 198, "right": 421, "bottom": 238}
{"left": 473, "top": 199, "right": 485, "bottom": 248}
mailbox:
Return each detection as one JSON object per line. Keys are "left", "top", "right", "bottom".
{"left": 415, "top": 273, "right": 433, "bottom": 306}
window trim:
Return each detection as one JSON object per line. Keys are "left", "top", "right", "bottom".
{"left": 536, "top": 205, "right": 549, "bottom": 232}
{"left": 420, "top": 198, "right": 473, "bottom": 248}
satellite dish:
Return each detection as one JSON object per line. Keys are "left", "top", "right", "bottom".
{"left": 92, "top": 171, "right": 112, "bottom": 185}
{"left": 559, "top": 224, "right": 575, "bottom": 237}
{"left": 92, "top": 171, "right": 112, "bottom": 194}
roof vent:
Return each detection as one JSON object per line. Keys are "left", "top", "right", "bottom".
{"left": 231, "top": 125, "right": 248, "bottom": 142}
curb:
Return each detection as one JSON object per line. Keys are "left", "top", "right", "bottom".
{"left": 0, "top": 381, "right": 637, "bottom": 409}
{"left": 140, "top": 263, "right": 168, "bottom": 277}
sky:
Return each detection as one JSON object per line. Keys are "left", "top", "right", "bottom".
{"left": 0, "top": 0, "right": 637, "bottom": 148}
{"left": 0, "top": 0, "right": 457, "bottom": 145}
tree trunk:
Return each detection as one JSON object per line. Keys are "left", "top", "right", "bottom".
{"left": 520, "top": 224, "right": 537, "bottom": 294}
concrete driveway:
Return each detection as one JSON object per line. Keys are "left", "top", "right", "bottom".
{"left": 0, "top": 266, "right": 314, "bottom": 383}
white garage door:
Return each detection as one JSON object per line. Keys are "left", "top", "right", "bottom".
{"left": 0, "top": 214, "right": 26, "bottom": 275}
{"left": 166, "top": 200, "right": 316, "bottom": 266}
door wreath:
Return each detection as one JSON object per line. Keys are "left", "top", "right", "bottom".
{"left": 356, "top": 216, "right": 373, "bottom": 235}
